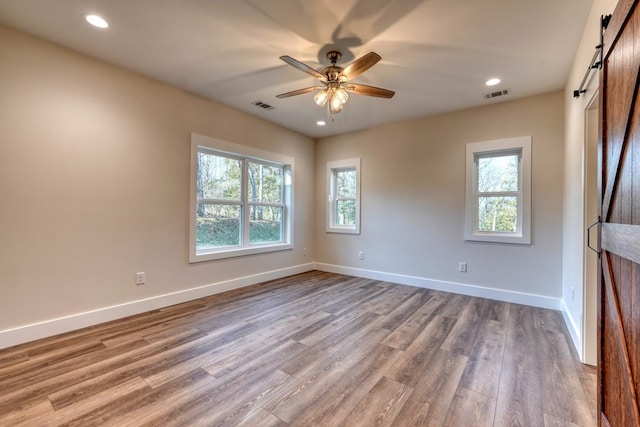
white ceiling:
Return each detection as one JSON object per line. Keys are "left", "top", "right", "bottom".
{"left": 0, "top": 0, "right": 594, "bottom": 138}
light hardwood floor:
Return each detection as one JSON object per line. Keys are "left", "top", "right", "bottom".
{"left": 0, "top": 271, "right": 597, "bottom": 426}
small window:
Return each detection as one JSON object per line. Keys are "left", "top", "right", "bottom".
{"left": 465, "top": 136, "right": 531, "bottom": 244}
{"left": 190, "top": 134, "right": 293, "bottom": 262}
{"left": 327, "top": 158, "right": 361, "bottom": 234}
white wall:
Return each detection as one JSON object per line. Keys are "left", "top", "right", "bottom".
{"left": 562, "top": 0, "right": 618, "bottom": 364}
{"left": 0, "top": 25, "right": 315, "bottom": 348}
{"left": 315, "top": 92, "right": 565, "bottom": 308}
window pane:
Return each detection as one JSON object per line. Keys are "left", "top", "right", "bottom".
{"left": 249, "top": 206, "right": 283, "bottom": 244}
{"left": 196, "top": 204, "right": 241, "bottom": 249}
{"left": 478, "top": 196, "right": 517, "bottom": 232}
{"left": 336, "top": 169, "right": 356, "bottom": 198}
{"left": 197, "top": 151, "right": 241, "bottom": 201}
{"left": 336, "top": 199, "right": 356, "bottom": 226}
{"left": 248, "top": 162, "right": 283, "bottom": 203}
{"left": 477, "top": 153, "right": 519, "bottom": 192}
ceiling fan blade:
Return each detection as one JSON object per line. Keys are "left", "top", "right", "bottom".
{"left": 345, "top": 83, "right": 395, "bottom": 98}
{"left": 341, "top": 52, "right": 381, "bottom": 81}
{"left": 280, "top": 56, "right": 326, "bottom": 82}
{"left": 276, "top": 87, "right": 322, "bottom": 98}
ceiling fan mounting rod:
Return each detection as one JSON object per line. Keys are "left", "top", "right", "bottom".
{"left": 326, "top": 50, "right": 342, "bottom": 65}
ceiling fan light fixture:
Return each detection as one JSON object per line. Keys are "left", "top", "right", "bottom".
{"left": 334, "top": 87, "right": 349, "bottom": 104}
{"left": 330, "top": 96, "right": 342, "bottom": 111}
{"left": 314, "top": 90, "right": 328, "bottom": 107}
{"left": 329, "top": 99, "right": 344, "bottom": 115}
{"left": 317, "top": 83, "right": 348, "bottom": 115}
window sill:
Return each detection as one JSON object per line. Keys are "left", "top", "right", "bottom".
{"left": 326, "top": 226, "right": 360, "bottom": 235}
{"left": 189, "top": 242, "right": 293, "bottom": 263}
{"left": 464, "top": 232, "right": 531, "bottom": 245}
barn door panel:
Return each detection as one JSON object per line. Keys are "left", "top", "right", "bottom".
{"left": 599, "top": 0, "right": 640, "bottom": 426}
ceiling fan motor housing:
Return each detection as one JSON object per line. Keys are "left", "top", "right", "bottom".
{"left": 322, "top": 65, "right": 343, "bottom": 82}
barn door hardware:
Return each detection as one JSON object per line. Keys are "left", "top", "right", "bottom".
{"left": 573, "top": 14, "right": 612, "bottom": 98}
{"left": 587, "top": 217, "right": 601, "bottom": 257}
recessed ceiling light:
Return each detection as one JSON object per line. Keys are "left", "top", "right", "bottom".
{"left": 316, "top": 120, "right": 326, "bottom": 126}
{"left": 83, "top": 13, "right": 109, "bottom": 29}
{"left": 486, "top": 78, "right": 501, "bottom": 86}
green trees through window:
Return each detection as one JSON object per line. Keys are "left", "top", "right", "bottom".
{"left": 196, "top": 154, "right": 242, "bottom": 248}
{"left": 476, "top": 153, "right": 519, "bottom": 233}
{"left": 326, "top": 158, "right": 361, "bottom": 234}
{"left": 196, "top": 150, "right": 285, "bottom": 250}
{"left": 247, "top": 162, "right": 283, "bottom": 244}
{"left": 335, "top": 169, "right": 357, "bottom": 226}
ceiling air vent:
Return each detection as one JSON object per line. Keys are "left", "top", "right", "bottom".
{"left": 252, "top": 100, "right": 275, "bottom": 110}
{"left": 484, "top": 89, "right": 510, "bottom": 100}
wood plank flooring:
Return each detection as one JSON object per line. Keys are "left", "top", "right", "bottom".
{"left": 0, "top": 271, "right": 597, "bottom": 426}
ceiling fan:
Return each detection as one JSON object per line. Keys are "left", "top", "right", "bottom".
{"left": 276, "top": 50, "right": 395, "bottom": 115}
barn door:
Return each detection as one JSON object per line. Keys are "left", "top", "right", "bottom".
{"left": 599, "top": 0, "right": 640, "bottom": 425}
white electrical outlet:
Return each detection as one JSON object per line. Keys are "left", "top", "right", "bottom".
{"left": 303, "top": 247, "right": 307, "bottom": 257}
{"left": 135, "top": 272, "right": 145, "bottom": 285}
{"left": 571, "top": 287, "right": 575, "bottom": 301}
{"left": 458, "top": 262, "right": 467, "bottom": 273}
{"left": 358, "top": 251, "right": 364, "bottom": 260}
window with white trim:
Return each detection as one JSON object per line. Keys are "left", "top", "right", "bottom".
{"left": 465, "top": 136, "right": 531, "bottom": 244}
{"left": 326, "top": 158, "right": 361, "bottom": 234}
{"left": 190, "top": 134, "right": 293, "bottom": 262}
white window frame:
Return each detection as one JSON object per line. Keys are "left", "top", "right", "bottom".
{"left": 464, "top": 136, "right": 531, "bottom": 244}
{"left": 189, "top": 133, "right": 293, "bottom": 263}
{"left": 326, "top": 158, "right": 361, "bottom": 234}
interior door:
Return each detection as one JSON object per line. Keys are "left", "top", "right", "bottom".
{"left": 598, "top": 0, "right": 640, "bottom": 425}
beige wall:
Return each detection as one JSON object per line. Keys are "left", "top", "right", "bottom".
{"left": 562, "top": 0, "right": 618, "bottom": 364}
{"left": 0, "top": 25, "right": 315, "bottom": 337}
{"left": 1, "top": 7, "right": 606, "bottom": 353}
{"left": 316, "top": 91, "right": 564, "bottom": 299}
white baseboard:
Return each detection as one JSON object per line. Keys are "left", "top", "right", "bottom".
{"left": 0, "top": 263, "right": 315, "bottom": 350}
{"left": 315, "top": 263, "right": 563, "bottom": 310}
{"left": 561, "top": 299, "right": 583, "bottom": 361}
{"left": 1, "top": 262, "right": 568, "bottom": 351}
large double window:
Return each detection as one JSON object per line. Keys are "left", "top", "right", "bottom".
{"left": 465, "top": 136, "right": 531, "bottom": 244}
{"left": 190, "top": 134, "right": 293, "bottom": 262}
